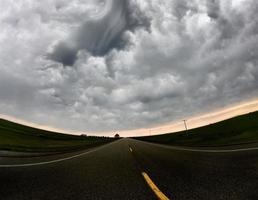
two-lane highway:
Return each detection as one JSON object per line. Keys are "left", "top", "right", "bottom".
{"left": 1, "top": 138, "right": 258, "bottom": 199}
{"left": 128, "top": 139, "right": 258, "bottom": 200}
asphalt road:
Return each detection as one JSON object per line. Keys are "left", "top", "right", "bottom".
{"left": 0, "top": 138, "right": 258, "bottom": 200}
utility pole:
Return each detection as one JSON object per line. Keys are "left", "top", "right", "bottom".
{"left": 183, "top": 120, "right": 188, "bottom": 133}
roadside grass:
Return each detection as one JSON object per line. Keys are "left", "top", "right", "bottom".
{"left": 135, "top": 111, "right": 258, "bottom": 147}
{"left": 0, "top": 119, "right": 115, "bottom": 152}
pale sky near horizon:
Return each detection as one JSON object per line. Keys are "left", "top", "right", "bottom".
{"left": 0, "top": 99, "right": 257, "bottom": 137}
{"left": 0, "top": 0, "right": 258, "bottom": 135}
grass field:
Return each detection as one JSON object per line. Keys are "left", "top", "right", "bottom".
{"left": 135, "top": 111, "right": 258, "bottom": 147}
{"left": 2, "top": 110, "right": 258, "bottom": 152}
{"left": 0, "top": 119, "right": 115, "bottom": 152}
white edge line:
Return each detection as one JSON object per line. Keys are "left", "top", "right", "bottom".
{"left": 0, "top": 142, "right": 113, "bottom": 168}
{"left": 136, "top": 140, "right": 258, "bottom": 153}
{"left": 168, "top": 146, "right": 258, "bottom": 153}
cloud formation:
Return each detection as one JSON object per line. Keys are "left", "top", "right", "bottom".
{"left": 48, "top": 0, "right": 150, "bottom": 66}
{"left": 0, "top": 0, "right": 257, "bottom": 134}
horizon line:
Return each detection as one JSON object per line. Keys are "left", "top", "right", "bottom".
{"left": 0, "top": 98, "right": 258, "bottom": 137}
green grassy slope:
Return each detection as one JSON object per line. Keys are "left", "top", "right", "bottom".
{"left": 135, "top": 111, "right": 258, "bottom": 147}
{"left": 0, "top": 119, "right": 114, "bottom": 152}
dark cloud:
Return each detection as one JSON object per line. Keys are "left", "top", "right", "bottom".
{"left": 48, "top": 0, "right": 150, "bottom": 66}
{"left": 48, "top": 42, "right": 77, "bottom": 66}
{"left": 206, "top": 0, "right": 220, "bottom": 19}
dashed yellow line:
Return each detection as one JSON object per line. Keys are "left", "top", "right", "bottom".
{"left": 142, "top": 172, "right": 170, "bottom": 200}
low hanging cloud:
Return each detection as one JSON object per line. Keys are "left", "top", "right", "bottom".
{"left": 48, "top": 0, "right": 150, "bottom": 66}
{"left": 0, "top": 0, "right": 258, "bottom": 133}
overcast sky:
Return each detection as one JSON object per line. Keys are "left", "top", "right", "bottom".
{"left": 0, "top": 0, "right": 257, "bottom": 134}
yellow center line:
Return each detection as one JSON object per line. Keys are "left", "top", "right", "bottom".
{"left": 142, "top": 172, "right": 170, "bottom": 200}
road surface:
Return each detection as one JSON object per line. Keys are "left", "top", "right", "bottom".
{"left": 0, "top": 138, "right": 258, "bottom": 199}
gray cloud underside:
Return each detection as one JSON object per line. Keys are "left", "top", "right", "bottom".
{"left": 48, "top": 0, "right": 150, "bottom": 66}
{"left": 0, "top": 0, "right": 258, "bottom": 133}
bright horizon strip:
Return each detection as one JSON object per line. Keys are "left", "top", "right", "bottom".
{"left": 0, "top": 98, "right": 258, "bottom": 137}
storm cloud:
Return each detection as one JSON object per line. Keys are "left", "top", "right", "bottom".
{"left": 49, "top": 0, "right": 150, "bottom": 66}
{"left": 0, "top": 0, "right": 257, "bottom": 134}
